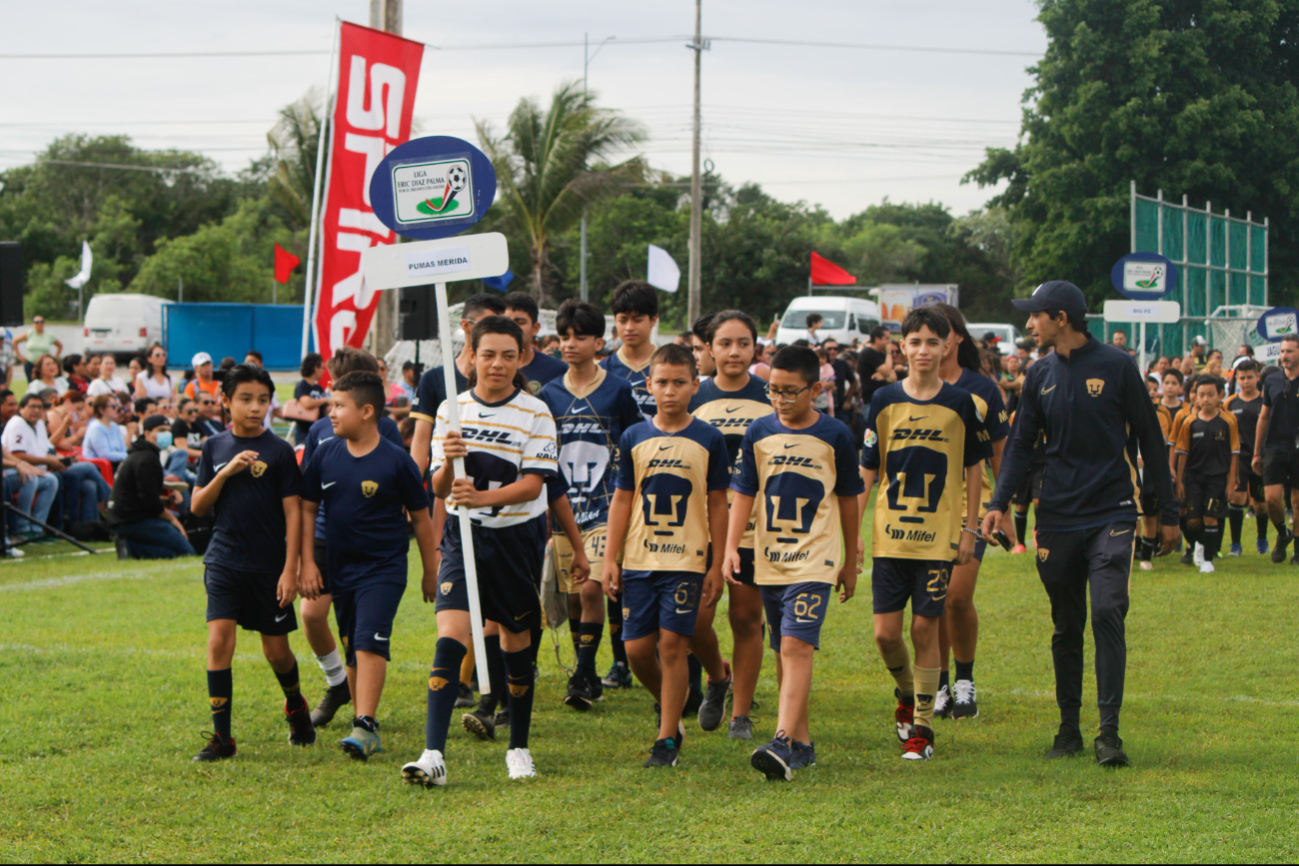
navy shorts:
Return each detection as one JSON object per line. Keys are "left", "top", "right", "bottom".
{"left": 872, "top": 557, "right": 951, "bottom": 618}
{"left": 204, "top": 565, "right": 297, "bottom": 635}
{"left": 333, "top": 578, "right": 406, "bottom": 666}
{"left": 732, "top": 547, "right": 756, "bottom": 586}
{"left": 760, "top": 581, "right": 832, "bottom": 651}
{"left": 313, "top": 539, "right": 333, "bottom": 596}
{"left": 620, "top": 570, "right": 703, "bottom": 641}
{"left": 435, "top": 515, "right": 544, "bottom": 634}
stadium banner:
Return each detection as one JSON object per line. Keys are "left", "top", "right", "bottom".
{"left": 314, "top": 22, "right": 424, "bottom": 364}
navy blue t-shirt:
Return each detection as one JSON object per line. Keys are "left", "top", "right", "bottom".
{"left": 293, "top": 378, "right": 327, "bottom": 442}
{"left": 301, "top": 436, "right": 431, "bottom": 589}
{"left": 196, "top": 428, "right": 303, "bottom": 572}
{"left": 410, "top": 364, "right": 469, "bottom": 425}
{"left": 301, "top": 414, "right": 404, "bottom": 540}
{"left": 519, "top": 350, "right": 567, "bottom": 397}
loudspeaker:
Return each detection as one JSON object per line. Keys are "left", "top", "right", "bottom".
{"left": 0, "top": 242, "right": 23, "bottom": 328}
{"left": 398, "top": 284, "right": 438, "bottom": 341}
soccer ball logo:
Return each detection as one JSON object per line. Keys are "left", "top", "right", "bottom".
{"left": 446, "top": 164, "right": 468, "bottom": 192}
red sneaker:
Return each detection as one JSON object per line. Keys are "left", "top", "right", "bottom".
{"left": 1011, "top": 543, "right": 1027, "bottom": 554}
{"left": 901, "top": 725, "right": 935, "bottom": 761}
{"left": 894, "top": 690, "right": 915, "bottom": 742}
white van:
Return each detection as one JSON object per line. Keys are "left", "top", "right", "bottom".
{"left": 83, "top": 293, "right": 168, "bottom": 358}
{"left": 775, "top": 295, "right": 881, "bottom": 346}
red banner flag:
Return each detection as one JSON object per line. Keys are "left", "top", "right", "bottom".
{"left": 810, "top": 251, "right": 857, "bottom": 286}
{"left": 274, "top": 243, "right": 300, "bottom": 284}
{"left": 314, "top": 22, "right": 424, "bottom": 364}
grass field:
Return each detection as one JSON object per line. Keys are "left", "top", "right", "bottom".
{"left": 1, "top": 508, "right": 1297, "bottom": 863}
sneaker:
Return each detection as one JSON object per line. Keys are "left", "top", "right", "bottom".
{"left": 751, "top": 733, "right": 794, "bottom": 781}
{"left": 697, "top": 663, "right": 732, "bottom": 732}
{"left": 1180, "top": 547, "right": 1195, "bottom": 566}
{"left": 644, "top": 738, "right": 680, "bottom": 768}
{"left": 684, "top": 683, "right": 704, "bottom": 716}
{"left": 1272, "top": 529, "right": 1293, "bottom": 563}
{"left": 789, "top": 740, "right": 817, "bottom": 770}
{"left": 1199, "top": 560, "right": 1216, "bottom": 574}
{"left": 113, "top": 536, "right": 129, "bottom": 560}
{"left": 192, "top": 731, "right": 236, "bottom": 762}
{"left": 1045, "top": 729, "right": 1084, "bottom": 758}
{"left": 727, "top": 715, "right": 755, "bottom": 741}
{"left": 895, "top": 689, "right": 915, "bottom": 742}
{"left": 453, "top": 682, "right": 476, "bottom": 709}
{"left": 587, "top": 671, "right": 605, "bottom": 702}
{"left": 1094, "top": 731, "right": 1130, "bottom": 767}
{"left": 1011, "top": 543, "right": 1027, "bottom": 554}
{"left": 340, "top": 723, "right": 382, "bottom": 761}
{"left": 285, "top": 700, "right": 317, "bottom": 746}
{"left": 505, "top": 747, "right": 537, "bottom": 779}
{"left": 900, "top": 725, "right": 935, "bottom": 761}
{"left": 951, "top": 679, "right": 979, "bottom": 719}
{"left": 564, "top": 673, "right": 594, "bottom": 712}
{"left": 652, "top": 702, "right": 686, "bottom": 751}
{"left": 1257, "top": 538, "right": 1270, "bottom": 555}
{"left": 601, "top": 661, "right": 633, "bottom": 690}
{"left": 1193, "top": 542, "right": 1205, "bottom": 565}
{"left": 933, "top": 684, "right": 952, "bottom": 720}
{"left": 1229, "top": 543, "right": 1242, "bottom": 557}
{"left": 401, "top": 749, "right": 447, "bottom": 787}
{"left": 309, "top": 681, "right": 352, "bottom": 729}
{"left": 3, "top": 544, "right": 23, "bottom": 558}
{"left": 1139, "top": 560, "right": 1153, "bottom": 571}
{"left": 461, "top": 709, "right": 496, "bottom": 741}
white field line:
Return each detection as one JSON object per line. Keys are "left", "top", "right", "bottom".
{"left": 0, "top": 562, "right": 199, "bottom": 592}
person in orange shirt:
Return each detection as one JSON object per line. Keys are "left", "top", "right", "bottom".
{"left": 184, "top": 353, "right": 221, "bottom": 401}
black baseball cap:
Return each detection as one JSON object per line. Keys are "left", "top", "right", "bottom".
{"left": 142, "top": 414, "right": 170, "bottom": 433}
{"left": 1011, "top": 280, "right": 1088, "bottom": 320}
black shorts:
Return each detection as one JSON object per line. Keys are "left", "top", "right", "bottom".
{"left": 313, "top": 538, "right": 333, "bottom": 595}
{"left": 1184, "top": 472, "right": 1228, "bottom": 522}
{"left": 1262, "top": 450, "right": 1299, "bottom": 488}
{"left": 333, "top": 579, "right": 406, "bottom": 666}
{"left": 871, "top": 557, "right": 951, "bottom": 618}
{"left": 1235, "top": 466, "right": 1264, "bottom": 501}
{"left": 1014, "top": 465, "right": 1045, "bottom": 507}
{"left": 204, "top": 565, "right": 297, "bottom": 635}
{"left": 435, "top": 515, "right": 544, "bottom": 634}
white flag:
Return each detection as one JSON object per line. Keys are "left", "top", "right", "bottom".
{"left": 646, "top": 244, "right": 680, "bottom": 293}
{"left": 64, "top": 241, "right": 92, "bottom": 289}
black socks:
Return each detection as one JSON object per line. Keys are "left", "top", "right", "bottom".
{"left": 955, "top": 659, "right": 974, "bottom": 683}
{"left": 426, "top": 637, "right": 467, "bottom": 752}
{"left": 477, "top": 635, "right": 505, "bottom": 715}
{"left": 503, "top": 648, "right": 534, "bottom": 750}
{"left": 274, "top": 662, "right": 306, "bottom": 712}
{"left": 576, "top": 622, "right": 603, "bottom": 679}
{"left": 1257, "top": 511, "right": 1269, "bottom": 542}
{"left": 207, "top": 668, "right": 232, "bottom": 739}
{"left": 1201, "top": 524, "right": 1222, "bottom": 561}
{"left": 607, "top": 595, "right": 627, "bottom": 666}
{"left": 1014, "top": 510, "right": 1028, "bottom": 546}
{"left": 1228, "top": 505, "right": 1245, "bottom": 545}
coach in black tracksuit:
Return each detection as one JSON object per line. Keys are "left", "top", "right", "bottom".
{"left": 983, "top": 281, "right": 1179, "bottom": 768}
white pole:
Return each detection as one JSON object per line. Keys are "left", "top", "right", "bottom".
{"left": 301, "top": 19, "right": 341, "bottom": 359}
{"left": 1140, "top": 321, "right": 1146, "bottom": 375}
{"left": 434, "top": 280, "right": 491, "bottom": 693}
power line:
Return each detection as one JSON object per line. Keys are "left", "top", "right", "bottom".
{"left": 709, "top": 37, "right": 1041, "bottom": 57}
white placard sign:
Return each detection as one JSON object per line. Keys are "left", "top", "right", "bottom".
{"left": 361, "top": 232, "right": 511, "bottom": 292}
{"left": 1102, "top": 300, "right": 1180, "bottom": 324}
{"left": 405, "top": 246, "right": 471, "bottom": 279}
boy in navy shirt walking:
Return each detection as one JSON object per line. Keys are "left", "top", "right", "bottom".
{"left": 190, "top": 364, "right": 310, "bottom": 762}
{"left": 300, "top": 371, "right": 437, "bottom": 761}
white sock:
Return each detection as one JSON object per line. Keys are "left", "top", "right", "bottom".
{"left": 317, "top": 649, "right": 347, "bottom": 687}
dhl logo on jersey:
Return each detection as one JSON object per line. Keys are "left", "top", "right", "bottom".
{"left": 462, "top": 428, "right": 516, "bottom": 446}
{"left": 890, "top": 428, "right": 950, "bottom": 443}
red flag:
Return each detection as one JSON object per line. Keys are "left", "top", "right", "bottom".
{"left": 811, "top": 251, "right": 857, "bottom": 286}
{"left": 315, "top": 22, "right": 424, "bottom": 365}
{"left": 274, "top": 243, "right": 300, "bottom": 284}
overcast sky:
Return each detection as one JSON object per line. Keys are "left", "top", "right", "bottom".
{"left": 0, "top": 0, "right": 1046, "bottom": 219}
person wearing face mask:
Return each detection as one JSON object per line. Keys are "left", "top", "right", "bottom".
{"left": 107, "top": 414, "right": 193, "bottom": 560}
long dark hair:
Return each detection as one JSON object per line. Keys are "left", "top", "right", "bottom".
{"left": 931, "top": 303, "right": 982, "bottom": 372}
{"left": 467, "top": 315, "right": 528, "bottom": 391}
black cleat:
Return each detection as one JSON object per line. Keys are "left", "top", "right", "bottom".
{"left": 1180, "top": 547, "right": 1195, "bottom": 566}
{"left": 951, "top": 680, "right": 979, "bottom": 719}
{"left": 461, "top": 709, "right": 496, "bottom": 741}
{"left": 564, "top": 674, "right": 594, "bottom": 712}
{"left": 601, "top": 661, "right": 633, "bottom": 690}
{"left": 587, "top": 671, "right": 605, "bottom": 702}
{"left": 495, "top": 709, "right": 511, "bottom": 729}
{"left": 1272, "top": 529, "right": 1293, "bottom": 564}
{"left": 697, "top": 667, "right": 732, "bottom": 732}
{"left": 1045, "top": 729, "right": 1085, "bottom": 759}
{"left": 193, "top": 731, "right": 237, "bottom": 762}
{"left": 1094, "top": 731, "right": 1130, "bottom": 767}
{"left": 454, "top": 682, "right": 476, "bottom": 708}
{"left": 286, "top": 700, "right": 317, "bottom": 746}
{"left": 643, "top": 738, "right": 680, "bottom": 767}
{"left": 310, "top": 681, "right": 352, "bottom": 729}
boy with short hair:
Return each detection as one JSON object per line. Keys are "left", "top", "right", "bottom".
{"left": 1175, "top": 376, "right": 1239, "bottom": 574}
{"left": 190, "top": 364, "right": 311, "bottom": 762}
{"left": 858, "top": 308, "right": 989, "bottom": 761}
{"left": 723, "top": 346, "right": 862, "bottom": 780}
{"left": 1225, "top": 360, "right": 1267, "bottom": 555}
{"left": 503, "top": 291, "right": 568, "bottom": 396}
{"left": 300, "top": 371, "right": 437, "bottom": 760}
{"left": 600, "top": 280, "right": 661, "bottom": 690}
{"left": 603, "top": 343, "right": 730, "bottom": 767}
{"left": 541, "top": 300, "right": 644, "bottom": 710}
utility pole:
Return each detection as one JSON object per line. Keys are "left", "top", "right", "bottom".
{"left": 580, "top": 33, "right": 590, "bottom": 302}
{"left": 687, "top": 1, "right": 707, "bottom": 326}
{"left": 369, "top": 0, "right": 401, "bottom": 360}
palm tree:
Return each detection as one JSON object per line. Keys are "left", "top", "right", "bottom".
{"left": 476, "top": 81, "right": 646, "bottom": 303}
{"left": 266, "top": 91, "right": 325, "bottom": 232}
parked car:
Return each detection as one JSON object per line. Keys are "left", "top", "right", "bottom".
{"left": 83, "top": 293, "right": 168, "bottom": 359}
{"left": 775, "top": 296, "right": 881, "bottom": 346}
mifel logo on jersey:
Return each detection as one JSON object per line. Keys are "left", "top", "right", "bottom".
{"left": 1086, "top": 378, "right": 1105, "bottom": 397}
{"left": 362, "top": 480, "right": 378, "bottom": 498}
{"left": 250, "top": 460, "right": 267, "bottom": 478}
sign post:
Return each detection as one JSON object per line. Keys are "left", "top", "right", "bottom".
{"left": 362, "top": 135, "right": 503, "bottom": 694}
{"left": 1111, "top": 252, "right": 1180, "bottom": 373}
